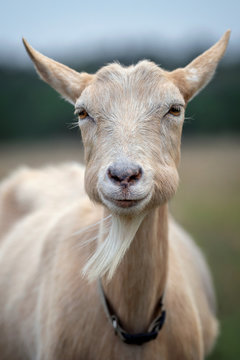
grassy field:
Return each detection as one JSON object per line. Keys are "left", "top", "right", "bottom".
{"left": 0, "top": 137, "right": 239, "bottom": 359}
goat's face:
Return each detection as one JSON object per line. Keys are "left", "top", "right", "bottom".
{"left": 76, "top": 62, "right": 183, "bottom": 215}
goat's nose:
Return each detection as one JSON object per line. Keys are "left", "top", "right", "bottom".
{"left": 107, "top": 162, "right": 143, "bottom": 187}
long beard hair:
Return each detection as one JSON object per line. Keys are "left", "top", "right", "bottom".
{"left": 82, "top": 213, "right": 145, "bottom": 282}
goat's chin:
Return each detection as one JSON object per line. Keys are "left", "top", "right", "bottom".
{"left": 82, "top": 213, "right": 145, "bottom": 282}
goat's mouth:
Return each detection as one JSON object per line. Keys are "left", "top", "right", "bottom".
{"left": 109, "top": 198, "right": 143, "bottom": 208}
{"left": 100, "top": 193, "right": 150, "bottom": 211}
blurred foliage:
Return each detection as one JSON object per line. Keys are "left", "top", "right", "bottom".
{"left": 0, "top": 49, "right": 239, "bottom": 140}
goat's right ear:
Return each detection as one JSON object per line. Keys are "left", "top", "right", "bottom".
{"left": 22, "top": 39, "right": 94, "bottom": 104}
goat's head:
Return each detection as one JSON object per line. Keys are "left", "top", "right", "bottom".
{"left": 77, "top": 61, "right": 187, "bottom": 215}
{"left": 23, "top": 31, "right": 230, "bottom": 280}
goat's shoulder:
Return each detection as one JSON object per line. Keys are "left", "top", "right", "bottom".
{"left": 0, "top": 163, "right": 86, "bottom": 238}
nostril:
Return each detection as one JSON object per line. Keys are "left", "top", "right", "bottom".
{"left": 107, "top": 167, "right": 121, "bottom": 183}
{"left": 107, "top": 168, "right": 120, "bottom": 182}
{"left": 107, "top": 162, "right": 143, "bottom": 186}
{"left": 130, "top": 168, "right": 142, "bottom": 182}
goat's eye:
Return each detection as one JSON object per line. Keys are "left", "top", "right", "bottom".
{"left": 168, "top": 106, "right": 181, "bottom": 116}
{"left": 78, "top": 109, "right": 88, "bottom": 120}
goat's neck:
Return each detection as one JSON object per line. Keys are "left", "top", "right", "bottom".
{"left": 102, "top": 204, "right": 168, "bottom": 333}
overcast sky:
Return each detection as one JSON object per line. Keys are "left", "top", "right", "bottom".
{"left": 1, "top": 0, "right": 239, "bottom": 66}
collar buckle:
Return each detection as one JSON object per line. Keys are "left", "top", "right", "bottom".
{"left": 111, "top": 315, "right": 118, "bottom": 334}
{"left": 98, "top": 279, "right": 166, "bottom": 346}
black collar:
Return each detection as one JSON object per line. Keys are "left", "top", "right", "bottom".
{"left": 98, "top": 279, "right": 166, "bottom": 346}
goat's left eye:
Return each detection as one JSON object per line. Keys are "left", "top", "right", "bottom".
{"left": 168, "top": 106, "right": 181, "bottom": 116}
{"left": 78, "top": 109, "right": 88, "bottom": 120}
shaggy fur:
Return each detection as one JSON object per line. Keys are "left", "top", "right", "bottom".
{"left": 0, "top": 31, "right": 230, "bottom": 359}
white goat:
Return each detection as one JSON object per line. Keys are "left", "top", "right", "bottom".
{"left": 0, "top": 31, "right": 230, "bottom": 359}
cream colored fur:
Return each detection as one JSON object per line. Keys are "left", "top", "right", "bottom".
{"left": 0, "top": 31, "right": 230, "bottom": 359}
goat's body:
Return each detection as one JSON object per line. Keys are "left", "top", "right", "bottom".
{"left": 0, "top": 164, "right": 218, "bottom": 360}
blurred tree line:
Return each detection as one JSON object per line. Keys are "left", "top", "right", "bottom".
{"left": 0, "top": 49, "right": 239, "bottom": 141}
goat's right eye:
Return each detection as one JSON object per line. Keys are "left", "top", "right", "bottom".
{"left": 78, "top": 109, "right": 88, "bottom": 120}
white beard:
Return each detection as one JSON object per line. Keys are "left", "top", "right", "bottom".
{"left": 82, "top": 213, "right": 145, "bottom": 282}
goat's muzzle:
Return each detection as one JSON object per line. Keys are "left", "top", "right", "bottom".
{"left": 98, "top": 160, "right": 151, "bottom": 213}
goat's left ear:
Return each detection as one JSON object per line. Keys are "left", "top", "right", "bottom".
{"left": 23, "top": 39, "right": 94, "bottom": 104}
{"left": 169, "top": 30, "right": 231, "bottom": 102}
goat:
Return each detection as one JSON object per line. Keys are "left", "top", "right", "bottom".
{"left": 0, "top": 31, "right": 230, "bottom": 359}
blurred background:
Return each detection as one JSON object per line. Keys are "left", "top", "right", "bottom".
{"left": 0, "top": 1, "right": 239, "bottom": 358}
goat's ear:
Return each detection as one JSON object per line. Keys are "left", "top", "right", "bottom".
{"left": 169, "top": 30, "right": 230, "bottom": 102}
{"left": 22, "top": 39, "right": 94, "bottom": 104}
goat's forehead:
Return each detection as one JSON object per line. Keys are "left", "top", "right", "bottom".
{"left": 78, "top": 61, "right": 183, "bottom": 110}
